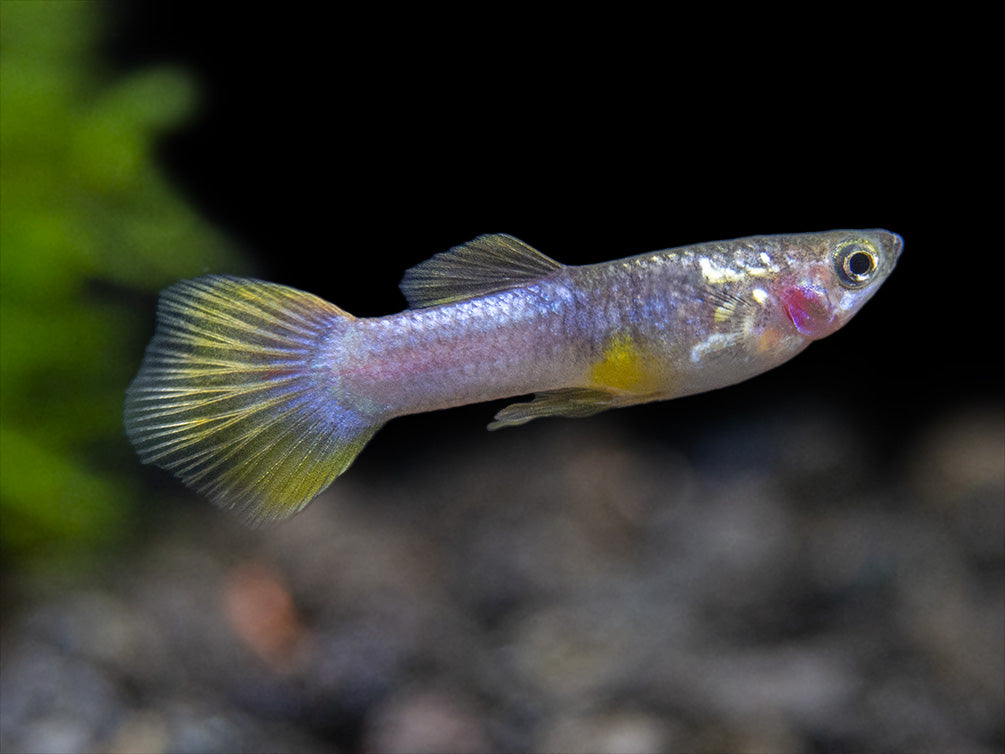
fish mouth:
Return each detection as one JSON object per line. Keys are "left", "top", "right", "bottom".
{"left": 859, "top": 229, "right": 902, "bottom": 266}
{"left": 872, "top": 229, "right": 903, "bottom": 270}
{"left": 889, "top": 232, "right": 904, "bottom": 260}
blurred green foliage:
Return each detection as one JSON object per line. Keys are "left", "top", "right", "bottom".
{"left": 1, "top": 1, "right": 248, "bottom": 566}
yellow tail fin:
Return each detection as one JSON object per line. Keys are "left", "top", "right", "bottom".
{"left": 124, "top": 276, "right": 381, "bottom": 525}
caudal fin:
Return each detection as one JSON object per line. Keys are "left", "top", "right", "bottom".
{"left": 124, "top": 276, "right": 381, "bottom": 525}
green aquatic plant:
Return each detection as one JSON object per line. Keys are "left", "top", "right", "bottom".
{"left": 1, "top": 1, "right": 248, "bottom": 563}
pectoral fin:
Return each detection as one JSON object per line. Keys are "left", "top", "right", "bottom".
{"left": 487, "top": 388, "right": 619, "bottom": 430}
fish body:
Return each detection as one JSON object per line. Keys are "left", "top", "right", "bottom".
{"left": 125, "top": 230, "right": 901, "bottom": 523}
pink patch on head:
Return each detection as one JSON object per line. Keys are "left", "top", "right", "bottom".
{"left": 780, "top": 284, "right": 838, "bottom": 339}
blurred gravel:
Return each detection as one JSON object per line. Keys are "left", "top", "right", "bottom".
{"left": 2, "top": 401, "right": 1002, "bottom": 753}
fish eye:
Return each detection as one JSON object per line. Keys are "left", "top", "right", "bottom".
{"left": 834, "top": 241, "right": 878, "bottom": 288}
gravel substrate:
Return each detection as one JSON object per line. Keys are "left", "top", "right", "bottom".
{"left": 2, "top": 402, "right": 1002, "bottom": 753}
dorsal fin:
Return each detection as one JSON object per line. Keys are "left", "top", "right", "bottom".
{"left": 399, "top": 233, "right": 564, "bottom": 308}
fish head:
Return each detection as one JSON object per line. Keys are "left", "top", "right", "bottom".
{"left": 773, "top": 229, "right": 902, "bottom": 340}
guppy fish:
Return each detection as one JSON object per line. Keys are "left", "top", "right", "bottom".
{"left": 125, "top": 230, "right": 901, "bottom": 524}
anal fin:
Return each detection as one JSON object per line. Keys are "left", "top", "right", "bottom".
{"left": 487, "top": 388, "right": 619, "bottom": 430}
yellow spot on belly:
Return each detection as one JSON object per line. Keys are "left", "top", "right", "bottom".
{"left": 589, "top": 334, "right": 661, "bottom": 393}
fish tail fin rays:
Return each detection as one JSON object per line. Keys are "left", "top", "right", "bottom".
{"left": 124, "top": 276, "right": 382, "bottom": 525}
